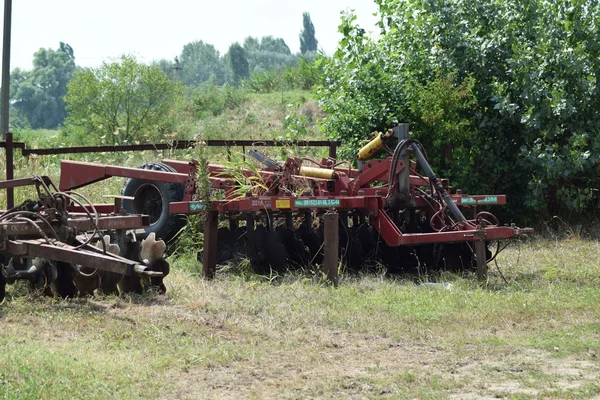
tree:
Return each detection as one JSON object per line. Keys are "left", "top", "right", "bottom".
{"left": 10, "top": 42, "right": 76, "bottom": 129}
{"left": 228, "top": 43, "right": 249, "bottom": 84}
{"left": 64, "top": 55, "right": 182, "bottom": 145}
{"left": 243, "top": 36, "right": 297, "bottom": 73}
{"left": 300, "top": 12, "right": 318, "bottom": 54}
{"left": 179, "top": 41, "right": 228, "bottom": 86}
{"left": 319, "top": 0, "right": 600, "bottom": 222}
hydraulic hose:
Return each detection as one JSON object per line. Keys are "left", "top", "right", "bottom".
{"left": 410, "top": 144, "right": 467, "bottom": 223}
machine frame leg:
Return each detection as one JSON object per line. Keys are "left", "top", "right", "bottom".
{"left": 323, "top": 211, "right": 339, "bottom": 287}
{"left": 203, "top": 211, "right": 219, "bottom": 279}
{"left": 474, "top": 238, "right": 488, "bottom": 282}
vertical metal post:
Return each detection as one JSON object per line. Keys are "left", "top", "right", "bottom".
{"left": 5, "top": 130, "right": 13, "bottom": 208}
{"left": 0, "top": 0, "right": 11, "bottom": 141}
{"left": 474, "top": 234, "right": 488, "bottom": 282}
{"left": 202, "top": 211, "right": 218, "bottom": 279}
{"left": 328, "top": 141, "right": 337, "bottom": 159}
{"left": 323, "top": 211, "right": 339, "bottom": 287}
{"left": 1, "top": 0, "right": 12, "bottom": 209}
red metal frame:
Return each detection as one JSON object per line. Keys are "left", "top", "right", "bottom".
{"left": 58, "top": 153, "right": 526, "bottom": 251}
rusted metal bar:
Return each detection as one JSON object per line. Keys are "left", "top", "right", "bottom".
{"left": 323, "top": 211, "right": 339, "bottom": 287}
{"left": 0, "top": 214, "right": 147, "bottom": 238}
{"left": 0, "top": 176, "right": 38, "bottom": 189}
{"left": 5, "top": 131, "right": 13, "bottom": 208}
{"left": 59, "top": 160, "right": 190, "bottom": 191}
{"left": 204, "top": 140, "right": 340, "bottom": 147}
{"left": 0, "top": 140, "right": 23, "bottom": 149}
{"left": 202, "top": 210, "right": 218, "bottom": 279}
{"left": 102, "top": 194, "right": 134, "bottom": 213}
{"left": 5, "top": 239, "right": 135, "bottom": 275}
{"left": 0, "top": 139, "right": 342, "bottom": 156}
{"left": 69, "top": 214, "right": 149, "bottom": 232}
{"left": 22, "top": 142, "right": 177, "bottom": 155}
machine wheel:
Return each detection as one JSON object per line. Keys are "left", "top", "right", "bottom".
{"left": 122, "top": 162, "right": 185, "bottom": 241}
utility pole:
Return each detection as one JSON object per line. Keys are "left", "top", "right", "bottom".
{"left": 1, "top": 0, "right": 11, "bottom": 139}
{"left": 1, "top": 0, "right": 13, "bottom": 209}
{"left": 171, "top": 56, "right": 182, "bottom": 81}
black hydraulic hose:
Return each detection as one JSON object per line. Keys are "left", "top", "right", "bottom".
{"left": 410, "top": 144, "right": 467, "bottom": 224}
{"left": 389, "top": 138, "right": 415, "bottom": 185}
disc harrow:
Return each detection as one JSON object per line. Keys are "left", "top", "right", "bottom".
{"left": 55, "top": 124, "right": 532, "bottom": 284}
{"left": 0, "top": 176, "right": 169, "bottom": 302}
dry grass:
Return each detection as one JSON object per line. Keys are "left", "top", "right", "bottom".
{"left": 2, "top": 238, "right": 600, "bottom": 399}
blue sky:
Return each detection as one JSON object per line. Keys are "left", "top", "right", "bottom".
{"left": 1, "top": 0, "right": 379, "bottom": 70}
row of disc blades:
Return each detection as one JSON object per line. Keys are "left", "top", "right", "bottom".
{"left": 213, "top": 217, "right": 481, "bottom": 275}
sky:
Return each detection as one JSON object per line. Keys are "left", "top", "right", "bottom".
{"left": 0, "top": 0, "right": 379, "bottom": 70}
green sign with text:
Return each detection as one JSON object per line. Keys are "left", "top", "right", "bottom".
{"left": 188, "top": 202, "right": 205, "bottom": 211}
{"left": 460, "top": 196, "right": 498, "bottom": 205}
{"left": 294, "top": 199, "right": 341, "bottom": 208}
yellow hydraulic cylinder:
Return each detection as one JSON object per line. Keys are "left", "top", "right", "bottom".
{"left": 300, "top": 166, "right": 337, "bottom": 179}
{"left": 357, "top": 129, "right": 394, "bottom": 160}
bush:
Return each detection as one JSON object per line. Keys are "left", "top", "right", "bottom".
{"left": 193, "top": 81, "right": 248, "bottom": 119}
{"left": 318, "top": 2, "right": 600, "bottom": 224}
{"left": 243, "top": 70, "right": 283, "bottom": 93}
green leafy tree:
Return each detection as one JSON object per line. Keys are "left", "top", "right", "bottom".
{"left": 320, "top": 0, "right": 600, "bottom": 222}
{"left": 179, "top": 40, "right": 228, "bottom": 86}
{"left": 243, "top": 36, "right": 297, "bottom": 72}
{"left": 227, "top": 43, "right": 250, "bottom": 84}
{"left": 300, "top": 12, "right": 318, "bottom": 54}
{"left": 64, "top": 55, "right": 182, "bottom": 145}
{"left": 10, "top": 42, "right": 76, "bottom": 129}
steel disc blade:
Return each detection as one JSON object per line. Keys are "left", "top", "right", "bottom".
{"left": 249, "top": 225, "right": 288, "bottom": 274}
{"left": 301, "top": 226, "right": 324, "bottom": 266}
{"left": 277, "top": 227, "right": 310, "bottom": 268}
{"left": 440, "top": 243, "right": 478, "bottom": 272}
{"left": 346, "top": 237, "right": 365, "bottom": 271}
{"left": 356, "top": 224, "right": 377, "bottom": 260}
{"left": 231, "top": 228, "right": 247, "bottom": 256}
{"left": 263, "top": 228, "right": 288, "bottom": 273}
{"left": 216, "top": 227, "right": 237, "bottom": 265}
{"left": 377, "top": 242, "right": 402, "bottom": 273}
{"left": 250, "top": 224, "right": 269, "bottom": 275}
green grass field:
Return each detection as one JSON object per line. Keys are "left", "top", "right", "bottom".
{"left": 2, "top": 238, "right": 600, "bottom": 399}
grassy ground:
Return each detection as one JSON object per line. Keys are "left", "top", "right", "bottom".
{"left": 1, "top": 238, "right": 600, "bottom": 399}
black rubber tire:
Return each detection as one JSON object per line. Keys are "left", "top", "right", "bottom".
{"left": 122, "top": 162, "right": 185, "bottom": 242}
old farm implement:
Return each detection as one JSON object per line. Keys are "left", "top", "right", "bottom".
{"left": 0, "top": 176, "right": 169, "bottom": 302}
{"left": 53, "top": 124, "right": 532, "bottom": 286}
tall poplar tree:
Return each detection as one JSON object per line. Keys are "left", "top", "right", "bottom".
{"left": 299, "top": 12, "right": 318, "bottom": 54}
